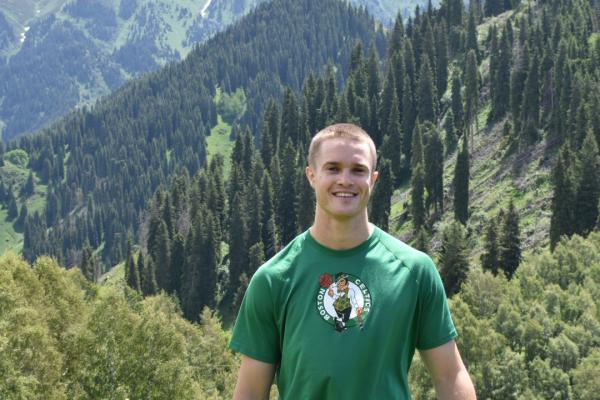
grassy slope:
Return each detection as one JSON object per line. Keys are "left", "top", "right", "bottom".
{"left": 390, "top": 6, "right": 553, "bottom": 264}
{"left": 0, "top": 159, "right": 47, "bottom": 254}
{"left": 206, "top": 115, "right": 234, "bottom": 178}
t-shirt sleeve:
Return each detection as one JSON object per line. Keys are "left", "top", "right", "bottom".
{"left": 414, "top": 255, "right": 458, "bottom": 350}
{"left": 229, "top": 267, "right": 281, "bottom": 364}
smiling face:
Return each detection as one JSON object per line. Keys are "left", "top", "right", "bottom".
{"left": 306, "top": 137, "right": 378, "bottom": 223}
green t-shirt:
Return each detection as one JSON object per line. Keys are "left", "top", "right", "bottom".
{"left": 230, "top": 226, "right": 457, "bottom": 399}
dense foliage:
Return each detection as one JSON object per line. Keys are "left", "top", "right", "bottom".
{"left": 2, "top": 231, "right": 598, "bottom": 399}
{"left": 411, "top": 232, "right": 600, "bottom": 400}
{"left": 0, "top": 252, "right": 238, "bottom": 399}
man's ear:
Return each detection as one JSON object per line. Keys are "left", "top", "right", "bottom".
{"left": 305, "top": 166, "right": 315, "bottom": 188}
{"left": 370, "top": 170, "right": 379, "bottom": 186}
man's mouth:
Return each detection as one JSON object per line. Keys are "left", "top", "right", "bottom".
{"left": 333, "top": 192, "right": 357, "bottom": 198}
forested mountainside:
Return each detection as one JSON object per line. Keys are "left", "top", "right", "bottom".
{"left": 0, "top": 0, "right": 385, "bottom": 267}
{"left": 0, "top": 0, "right": 266, "bottom": 141}
{"left": 0, "top": 0, "right": 432, "bottom": 141}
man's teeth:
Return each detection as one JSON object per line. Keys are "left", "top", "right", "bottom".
{"left": 334, "top": 193, "right": 355, "bottom": 197}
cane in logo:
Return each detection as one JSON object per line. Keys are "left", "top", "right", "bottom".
{"left": 316, "top": 272, "right": 372, "bottom": 332}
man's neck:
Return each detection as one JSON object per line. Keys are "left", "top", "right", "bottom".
{"left": 309, "top": 212, "right": 373, "bottom": 250}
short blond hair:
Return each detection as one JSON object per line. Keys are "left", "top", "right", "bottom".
{"left": 308, "top": 123, "right": 377, "bottom": 169}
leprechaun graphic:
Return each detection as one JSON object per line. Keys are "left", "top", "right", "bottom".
{"left": 327, "top": 273, "right": 364, "bottom": 331}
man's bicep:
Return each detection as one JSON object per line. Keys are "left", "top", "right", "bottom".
{"left": 233, "top": 355, "right": 276, "bottom": 400}
{"left": 419, "top": 341, "right": 476, "bottom": 400}
{"left": 419, "top": 340, "right": 464, "bottom": 377}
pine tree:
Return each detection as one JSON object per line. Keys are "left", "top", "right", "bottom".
{"left": 510, "top": 43, "right": 529, "bottom": 136}
{"left": 161, "top": 193, "right": 174, "bottom": 239}
{"left": 7, "top": 188, "right": 18, "bottom": 220}
{"left": 574, "top": 130, "right": 600, "bottom": 236}
{"left": 232, "top": 272, "right": 249, "bottom": 316}
{"left": 170, "top": 233, "right": 185, "bottom": 296}
{"left": 141, "top": 255, "right": 158, "bottom": 296}
{"left": 136, "top": 250, "right": 146, "bottom": 291}
{"left": 488, "top": 26, "right": 499, "bottom": 123}
{"left": 379, "top": 65, "right": 396, "bottom": 144}
{"left": 152, "top": 219, "right": 171, "bottom": 292}
{"left": 247, "top": 181, "right": 263, "bottom": 248}
{"left": 295, "top": 151, "right": 314, "bottom": 233}
{"left": 499, "top": 200, "right": 521, "bottom": 279}
{"left": 439, "top": 221, "right": 469, "bottom": 297}
{"left": 435, "top": 23, "right": 449, "bottom": 99}
{"left": 278, "top": 139, "right": 298, "bottom": 245}
{"left": 198, "top": 214, "right": 220, "bottom": 310}
{"left": 229, "top": 193, "right": 248, "bottom": 289}
{"left": 445, "top": 110, "right": 458, "bottom": 154}
{"left": 125, "top": 237, "right": 141, "bottom": 292}
{"left": 261, "top": 99, "right": 280, "bottom": 167}
{"left": 0, "top": 180, "right": 6, "bottom": 203}
{"left": 336, "top": 93, "right": 350, "bottom": 122}
{"left": 453, "top": 135, "right": 469, "bottom": 225}
{"left": 261, "top": 171, "right": 279, "bottom": 259}
{"left": 366, "top": 45, "right": 381, "bottom": 103}
{"left": 480, "top": 217, "right": 499, "bottom": 274}
{"left": 447, "top": 0, "right": 463, "bottom": 27}
{"left": 242, "top": 131, "right": 256, "bottom": 183}
{"left": 392, "top": 52, "right": 405, "bottom": 117}
{"left": 411, "top": 162, "right": 426, "bottom": 232}
{"left": 520, "top": 51, "right": 541, "bottom": 144}
{"left": 413, "top": 226, "right": 429, "bottom": 252}
{"left": 410, "top": 123, "right": 424, "bottom": 172}
{"left": 424, "top": 126, "right": 443, "bottom": 215}
{"left": 490, "top": 27, "right": 511, "bottom": 121}
{"left": 386, "top": 92, "right": 403, "bottom": 185}
{"left": 323, "top": 64, "right": 337, "bottom": 120}
{"left": 16, "top": 203, "right": 28, "bottom": 228}
{"left": 550, "top": 145, "right": 575, "bottom": 249}
{"left": 302, "top": 75, "right": 319, "bottom": 136}
{"left": 466, "top": 10, "right": 479, "bottom": 61}
{"left": 464, "top": 50, "right": 479, "bottom": 138}
{"left": 369, "top": 158, "right": 394, "bottom": 231}
{"left": 417, "top": 55, "right": 437, "bottom": 123}
{"left": 281, "top": 87, "right": 300, "bottom": 145}
{"left": 402, "top": 73, "right": 416, "bottom": 175}
{"left": 388, "top": 12, "right": 404, "bottom": 57}
{"left": 451, "top": 73, "right": 464, "bottom": 133}
{"left": 248, "top": 241, "right": 265, "bottom": 277}
{"left": 21, "top": 171, "right": 35, "bottom": 197}
{"left": 80, "top": 241, "right": 97, "bottom": 282}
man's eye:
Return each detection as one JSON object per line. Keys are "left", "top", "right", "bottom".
{"left": 327, "top": 166, "right": 338, "bottom": 171}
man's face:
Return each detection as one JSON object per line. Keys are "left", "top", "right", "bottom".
{"left": 306, "top": 137, "right": 378, "bottom": 222}
{"left": 337, "top": 278, "right": 348, "bottom": 292}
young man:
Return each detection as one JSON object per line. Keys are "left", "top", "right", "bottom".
{"left": 230, "top": 123, "right": 476, "bottom": 399}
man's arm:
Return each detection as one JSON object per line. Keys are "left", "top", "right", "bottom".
{"left": 233, "top": 355, "right": 276, "bottom": 400}
{"left": 419, "top": 340, "right": 476, "bottom": 400}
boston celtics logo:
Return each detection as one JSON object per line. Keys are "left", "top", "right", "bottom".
{"left": 316, "top": 272, "right": 372, "bottom": 332}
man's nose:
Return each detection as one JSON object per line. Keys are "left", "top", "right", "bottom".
{"left": 337, "top": 169, "right": 352, "bottom": 185}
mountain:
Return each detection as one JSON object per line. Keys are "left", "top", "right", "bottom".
{"left": 0, "top": 0, "right": 435, "bottom": 141}
{"left": 0, "top": 0, "right": 264, "bottom": 141}
{"left": 3, "top": 0, "right": 384, "bottom": 266}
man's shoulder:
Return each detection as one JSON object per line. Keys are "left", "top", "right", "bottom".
{"left": 375, "top": 227, "right": 435, "bottom": 270}
{"left": 253, "top": 231, "right": 308, "bottom": 281}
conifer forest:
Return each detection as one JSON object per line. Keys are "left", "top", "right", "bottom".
{"left": 1, "top": 0, "right": 599, "bottom": 398}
